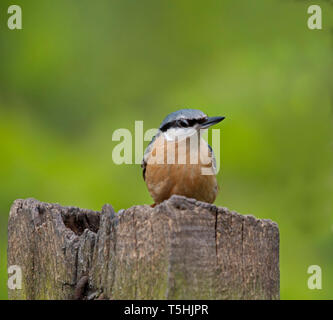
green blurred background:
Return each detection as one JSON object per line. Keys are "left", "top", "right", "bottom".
{"left": 0, "top": 0, "right": 332, "bottom": 299}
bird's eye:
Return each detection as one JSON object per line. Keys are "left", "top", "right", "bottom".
{"left": 179, "top": 120, "right": 188, "bottom": 127}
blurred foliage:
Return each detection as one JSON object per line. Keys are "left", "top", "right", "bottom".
{"left": 0, "top": 0, "right": 333, "bottom": 299}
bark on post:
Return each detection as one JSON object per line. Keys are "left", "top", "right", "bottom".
{"left": 7, "top": 196, "right": 279, "bottom": 300}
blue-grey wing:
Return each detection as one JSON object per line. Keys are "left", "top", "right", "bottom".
{"left": 141, "top": 132, "right": 159, "bottom": 181}
{"left": 208, "top": 143, "right": 217, "bottom": 174}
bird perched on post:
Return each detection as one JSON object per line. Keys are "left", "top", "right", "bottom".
{"left": 142, "top": 109, "right": 225, "bottom": 205}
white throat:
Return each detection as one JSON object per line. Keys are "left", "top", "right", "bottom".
{"left": 163, "top": 127, "right": 198, "bottom": 142}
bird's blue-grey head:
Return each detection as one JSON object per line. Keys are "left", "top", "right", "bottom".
{"left": 159, "top": 109, "right": 225, "bottom": 132}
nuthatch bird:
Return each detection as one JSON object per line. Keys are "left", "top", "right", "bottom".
{"left": 142, "top": 109, "right": 225, "bottom": 205}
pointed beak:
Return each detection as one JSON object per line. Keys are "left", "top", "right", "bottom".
{"left": 200, "top": 116, "right": 225, "bottom": 129}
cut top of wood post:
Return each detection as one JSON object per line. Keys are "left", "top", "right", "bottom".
{"left": 7, "top": 195, "right": 279, "bottom": 300}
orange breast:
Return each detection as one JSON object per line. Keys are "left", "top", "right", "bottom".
{"left": 145, "top": 135, "right": 218, "bottom": 204}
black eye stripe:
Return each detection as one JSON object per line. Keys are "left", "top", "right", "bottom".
{"left": 160, "top": 118, "right": 207, "bottom": 132}
{"left": 178, "top": 119, "right": 189, "bottom": 127}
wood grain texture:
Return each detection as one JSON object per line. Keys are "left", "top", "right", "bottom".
{"left": 7, "top": 196, "right": 279, "bottom": 300}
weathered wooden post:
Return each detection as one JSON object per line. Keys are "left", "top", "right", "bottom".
{"left": 7, "top": 195, "right": 279, "bottom": 300}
